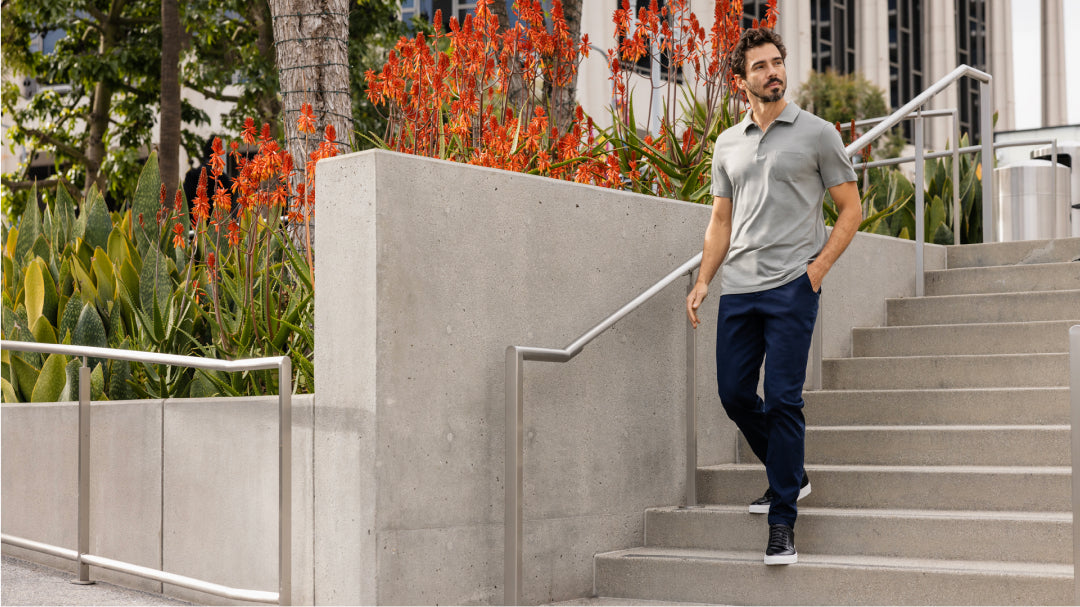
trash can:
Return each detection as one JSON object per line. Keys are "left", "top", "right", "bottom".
{"left": 993, "top": 160, "right": 1072, "bottom": 242}
{"left": 1031, "top": 141, "right": 1080, "bottom": 237}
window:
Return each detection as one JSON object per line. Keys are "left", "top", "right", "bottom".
{"left": 620, "top": 0, "right": 683, "bottom": 83}
{"left": 811, "top": 0, "right": 856, "bottom": 75}
{"left": 741, "top": 0, "right": 769, "bottom": 29}
{"left": 955, "top": 0, "right": 986, "bottom": 142}
{"left": 888, "top": 0, "right": 924, "bottom": 140}
{"left": 400, "top": 1, "right": 532, "bottom": 30}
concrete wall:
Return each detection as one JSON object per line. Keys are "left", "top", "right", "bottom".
{"left": 1, "top": 395, "right": 314, "bottom": 605}
{"left": 315, "top": 150, "right": 713, "bottom": 605}
{"left": 313, "top": 150, "right": 938, "bottom": 604}
{"left": 821, "top": 231, "right": 947, "bottom": 360}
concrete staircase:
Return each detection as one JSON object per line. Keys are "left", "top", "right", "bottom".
{"left": 592, "top": 237, "right": 1080, "bottom": 605}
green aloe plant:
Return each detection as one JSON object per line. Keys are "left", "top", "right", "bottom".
{"left": 2, "top": 145, "right": 314, "bottom": 402}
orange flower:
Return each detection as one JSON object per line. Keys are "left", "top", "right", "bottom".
{"left": 172, "top": 222, "right": 186, "bottom": 249}
{"left": 210, "top": 137, "right": 226, "bottom": 177}
{"left": 242, "top": 117, "right": 256, "bottom": 144}
{"left": 298, "top": 103, "right": 317, "bottom": 135}
{"left": 226, "top": 220, "right": 241, "bottom": 247}
{"left": 193, "top": 167, "right": 210, "bottom": 223}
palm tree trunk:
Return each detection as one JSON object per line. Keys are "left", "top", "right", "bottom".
{"left": 159, "top": 0, "right": 182, "bottom": 201}
{"left": 269, "top": 0, "right": 352, "bottom": 249}
{"left": 544, "top": 0, "right": 582, "bottom": 133}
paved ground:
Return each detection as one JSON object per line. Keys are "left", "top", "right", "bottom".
{"left": 1, "top": 556, "right": 191, "bottom": 606}
{"left": 3, "top": 554, "right": 719, "bottom": 606}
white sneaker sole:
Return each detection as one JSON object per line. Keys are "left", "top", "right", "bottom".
{"left": 748, "top": 482, "right": 812, "bottom": 514}
{"left": 764, "top": 551, "right": 798, "bottom": 565}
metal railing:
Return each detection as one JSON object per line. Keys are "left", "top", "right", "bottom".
{"left": 807, "top": 64, "right": 995, "bottom": 389}
{"left": 846, "top": 136, "right": 1059, "bottom": 298}
{"left": 503, "top": 253, "right": 701, "bottom": 604}
{"left": 0, "top": 340, "right": 292, "bottom": 605}
{"left": 504, "top": 64, "right": 998, "bottom": 604}
{"left": 1071, "top": 325, "right": 1080, "bottom": 605}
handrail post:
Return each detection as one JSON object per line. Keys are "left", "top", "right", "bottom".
{"left": 1070, "top": 325, "right": 1080, "bottom": 605}
{"left": 684, "top": 271, "right": 697, "bottom": 508}
{"left": 980, "top": 78, "right": 994, "bottom": 243}
{"left": 951, "top": 109, "right": 961, "bottom": 244}
{"left": 278, "top": 358, "right": 292, "bottom": 606}
{"left": 914, "top": 111, "right": 926, "bottom": 297}
{"left": 1051, "top": 141, "right": 1059, "bottom": 218}
{"left": 504, "top": 346, "right": 524, "bottom": 606}
{"left": 74, "top": 362, "right": 93, "bottom": 585}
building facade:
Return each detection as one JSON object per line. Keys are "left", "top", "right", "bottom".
{"left": 569, "top": 0, "right": 1028, "bottom": 150}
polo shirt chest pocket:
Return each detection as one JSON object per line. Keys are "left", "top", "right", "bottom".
{"left": 765, "top": 150, "right": 813, "bottom": 183}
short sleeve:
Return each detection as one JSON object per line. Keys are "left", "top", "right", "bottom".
{"left": 817, "top": 123, "right": 858, "bottom": 189}
{"left": 710, "top": 139, "right": 733, "bottom": 197}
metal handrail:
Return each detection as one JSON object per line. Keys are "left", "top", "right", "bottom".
{"left": 1071, "top": 325, "right": 1080, "bottom": 605}
{"left": 849, "top": 108, "right": 962, "bottom": 245}
{"left": 504, "top": 252, "right": 701, "bottom": 604}
{"left": 807, "top": 64, "right": 994, "bottom": 389}
{"left": 0, "top": 340, "right": 292, "bottom": 605}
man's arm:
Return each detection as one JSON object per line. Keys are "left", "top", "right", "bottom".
{"left": 806, "top": 181, "right": 861, "bottom": 291}
{"left": 686, "top": 196, "right": 733, "bottom": 328}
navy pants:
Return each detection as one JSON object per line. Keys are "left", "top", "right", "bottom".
{"left": 715, "top": 272, "right": 819, "bottom": 528}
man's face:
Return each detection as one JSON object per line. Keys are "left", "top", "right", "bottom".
{"left": 737, "top": 43, "right": 786, "bottom": 103}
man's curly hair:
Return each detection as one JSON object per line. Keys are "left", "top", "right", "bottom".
{"left": 730, "top": 28, "right": 787, "bottom": 78}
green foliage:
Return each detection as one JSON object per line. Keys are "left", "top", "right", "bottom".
{"left": 826, "top": 134, "right": 983, "bottom": 245}
{"left": 1, "top": 0, "right": 169, "bottom": 209}
{"left": 1, "top": 156, "right": 313, "bottom": 402}
{"left": 2, "top": 0, "right": 404, "bottom": 223}
{"left": 795, "top": 69, "right": 905, "bottom": 160}
{"left": 349, "top": 0, "right": 411, "bottom": 149}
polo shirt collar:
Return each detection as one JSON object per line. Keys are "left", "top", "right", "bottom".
{"left": 739, "top": 102, "right": 801, "bottom": 134}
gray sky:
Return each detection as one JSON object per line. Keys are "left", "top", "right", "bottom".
{"left": 1012, "top": 0, "right": 1080, "bottom": 128}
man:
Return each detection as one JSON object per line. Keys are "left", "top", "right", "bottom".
{"left": 685, "top": 27, "right": 861, "bottom": 565}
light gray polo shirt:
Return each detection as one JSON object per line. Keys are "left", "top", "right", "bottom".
{"left": 710, "top": 102, "right": 856, "bottom": 295}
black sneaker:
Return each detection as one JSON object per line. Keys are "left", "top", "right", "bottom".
{"left": 764, "top": 523, "right": 797, "bottom": 565}
{"left": 748, "top": 473, "right": 811, "bottom": 514}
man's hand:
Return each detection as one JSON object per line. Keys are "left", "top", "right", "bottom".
{"left": 686, "top": 282, "right": 709, "bottom": 329}
{"left": 806, "top": 261, "right": 825, "bottom": 293}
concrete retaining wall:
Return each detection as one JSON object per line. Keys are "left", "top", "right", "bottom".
{"left": 313, "top": 150, "right": 941, "bottom": 604}
{"left": 1, "top": 395, "right": 314, "bottom": 605}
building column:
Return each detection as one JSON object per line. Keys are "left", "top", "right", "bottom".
{"left": 924, "top": 0, "right": 959, "bottom": 150}
{"left": 778, "top": 0, "right": 812, "bottom": 100}
{"left": 856, "top": 0, "right": 892, "bottom": 98}
{"left": 988, "top": 0, "right": 1015, "bottom": 131}
{"left": 1041, "top": 0, "right": 1068, "bottom": 126}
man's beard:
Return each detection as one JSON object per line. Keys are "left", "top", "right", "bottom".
{"left": 748, "top": 78, "right": 785, "bottom": 103}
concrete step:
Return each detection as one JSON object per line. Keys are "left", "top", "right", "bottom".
{"left": 804, "top": 388, "right": 1069, "bottom": 426}
{"left": 851, "top": 320, "right": 1079, "bottom": 356}
{"left": 886, "top": 289, "right": 1080, "bottom": 326}
{"left": 740, "top": 425, "right": 1071, "bottom": 466}
{"left": 644, "top": 505, "right": 1072, "bottom": 564}
{"left": 594, "top": 546, "right": 1072, "bottom": 605}
{"left": 925, "top": 261, "right": 1080, "bottom": 296}
{"left": 946, "top": 237, "right": 1080, "bottom": 269}
{"left": 822, "top": 353, "right": 1069, "bottom": 390}
{"left": 696, "top": 464, "right": 1070, "bottom": 512}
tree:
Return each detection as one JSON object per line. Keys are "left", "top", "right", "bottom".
{"left": 1, "top": 0, "right": 166, "bottom": 206}
{"left": 160, "top": 0, "right": 182, "bottom": 200}
{"left": 794, "top": 69, "right": 904, "bottom": 159}
{"left": 268, "top": 0, "right": 352, "bottom": 164}
{"left": 349, "top": 0, "right": 409, "bottom": 145}
{"left": 543, "top": 0, "right": 581, "bottom": 132}
{"left": 180, "top": 0, "right": 282, "bottom": 134}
